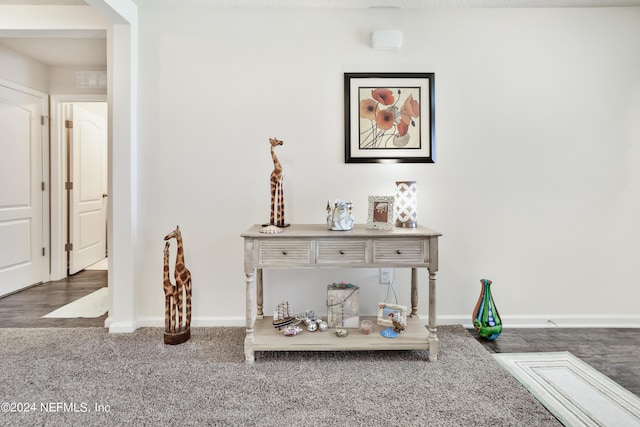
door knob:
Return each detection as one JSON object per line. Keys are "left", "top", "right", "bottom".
{"left": 102, "top": 193, "right": 108, "bottom": 198}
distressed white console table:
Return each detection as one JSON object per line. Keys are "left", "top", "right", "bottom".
{"left": 241, "top": 224, "right": 442, "bottom": 363}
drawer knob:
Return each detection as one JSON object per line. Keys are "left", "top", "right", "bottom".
{"left": 282, "top": 250, "right": 288, "bottom": 255}
{"left": 339, "top": 250, "right": 345, "bottom": 255}
{"left": 396, "top": 250, "right": 403, "bottom": 254}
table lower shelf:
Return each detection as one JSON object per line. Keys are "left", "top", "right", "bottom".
{"left": 253, "top": 316, "right": 430, "bottom": 352}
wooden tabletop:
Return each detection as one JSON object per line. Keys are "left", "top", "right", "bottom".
{"left": 241, "top": 224, "right": 442, "bottom": 238}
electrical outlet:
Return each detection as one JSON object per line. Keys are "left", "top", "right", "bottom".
{"left": 380, "top": 268, "right": 394, "bottom": 284}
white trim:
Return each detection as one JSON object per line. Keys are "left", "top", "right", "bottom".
{"left": 107, "top": 320, "right": 138, "bottom": 333}
{"left": 434, "top": 314, "right": 640, "bottom": 329}
{"left": 85, "top": 0, "right": 138, "bottom": 335}
{"left": 0, "top": 78, "right": 46, "bottom": 96}
{"left": 137, "top": 315, "right": 640, "bottom": 329}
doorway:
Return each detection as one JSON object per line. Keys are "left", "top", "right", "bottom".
{"left": 50, "top": 99, "right": 109, "bottom": 281}
{"left": 63, "top": 101, "right": 108, "bottom": 276}
{"left": 0, "top": 1, "right": 137, "bottom": 332}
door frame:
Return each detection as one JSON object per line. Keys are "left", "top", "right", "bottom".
{"left": 50, "top": 94, "right": 107, "bottom": 281}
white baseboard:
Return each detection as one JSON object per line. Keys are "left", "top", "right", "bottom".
{"left": 107, "top": 319, "right": 138, "bottom": 333}
{"left": 104, "top": 314, "right": 640, "bottom": 333}
{"left": 435, "top": 314, "right": 640, "bottom": 329}
{"left": 135, "top": 316, "right": 245, "bottom": 328}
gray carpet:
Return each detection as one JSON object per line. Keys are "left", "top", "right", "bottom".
{"left": 0, "top": 325, "right": 560, "bottom": 426}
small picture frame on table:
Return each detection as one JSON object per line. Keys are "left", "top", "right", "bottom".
{"left": 377, "top": 303, "right": 408, "bottom": 327}
{"left": 367, "top": 196, "right": 394, "bottom": 230}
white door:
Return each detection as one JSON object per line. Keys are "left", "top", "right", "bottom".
{"left": 68, "top": 103, "right": 108, "bottom": 275}
{"left": 0, "top": 84, "right": 47, "bottom": 296}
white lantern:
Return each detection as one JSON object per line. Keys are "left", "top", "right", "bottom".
{"left": 395, "top": 181, "right": 417, "bottom": 228}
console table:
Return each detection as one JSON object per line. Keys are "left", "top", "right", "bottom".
{"left": 241, "top": 224, "right": 442, "bottom": 363}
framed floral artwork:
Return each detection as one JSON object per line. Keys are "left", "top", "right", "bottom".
{"left": 367, "top": 196, "right": 394, "bottom": 230}
{"left": 344, "top": 72, "right": 435, "bottom": 163}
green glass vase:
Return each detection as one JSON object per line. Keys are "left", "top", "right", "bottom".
{"left": 472, "top": 279, "right": 502, "bottom": 340}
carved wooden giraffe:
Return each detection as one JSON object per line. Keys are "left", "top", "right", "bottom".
{"left": 164, "top": 225, "right": 192, "bottom": 333}
{"left": 162, "top": 241, "right": 175, "bottom": 333}
{"left": 269, "top": 137, "right": 285, "bottom": 227}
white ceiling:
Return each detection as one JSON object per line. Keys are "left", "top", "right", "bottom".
{"left": 1, "top": 0, "right": 640, "bottom": 6}
{"left": 1, "top": 0, "right": 638, "bottom": 67}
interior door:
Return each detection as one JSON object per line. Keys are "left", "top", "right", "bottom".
{"left": 0, "top": 83, "right": 47, "bottom": 296}
{"left": 68, "top": 103, "right": 107, "bottom": 275}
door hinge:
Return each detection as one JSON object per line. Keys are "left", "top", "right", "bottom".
{"left": 42, "top": 247, "right": 46, "bottom": 256}
{"left": 42, "top": 182, "right": 45, "bottom": 191}
{"left": 65, "top": 182, "right": 73, "bottom": 190}
{"left": 65, "top": 119, "right": 73, "bottom": 129}
{"left": 41, "top": 116, "right": 48, "bottom": 126}
{"left": 65, "top": 243, "right": 73, "bottom": 252}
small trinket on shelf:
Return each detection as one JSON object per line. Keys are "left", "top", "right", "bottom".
{"left": 305, "top": 319, "right": 318, "bottom": 332}
{"left": 283, "top": 325, "right": 302, "bottom": 336}
{"left": 360, "top": 319, "right": 374, "bottom": 335}
{"left": 317, "top": 320, "right": 328, "bottom": 332}
{"left": 336, "top": 328, "right": 348, "bottom": 338}
{"left": 272, "top": 301, "right": 294, "bottom": 330}
{"left": 327, "top": 283, "right": 360, "bottom": 328}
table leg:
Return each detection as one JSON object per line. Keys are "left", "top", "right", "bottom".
{"left": 410, "top": 268, "right": 418, "bottom": 316}
{"left": 256, "top": 269, "right": 263, "bottom": 319}
{"left": 244, "top": 271, "right": 256, "bottom": 364}
{"left": 428, "top": 269, "right": 439, "bottom": 362}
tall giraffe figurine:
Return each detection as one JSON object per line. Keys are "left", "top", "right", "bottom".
{"left": 163, "top": 225, "right": 192, "bottom": 344}
{"left": 162, "top": 241, "right": 175, "bottom": 334}
{"left": 262, "top": 137, "right": 288, "bottom": 234}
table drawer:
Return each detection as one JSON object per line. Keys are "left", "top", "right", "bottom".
{"left": 317, "top": 240, "right": 367, "bottom": 264}
{"left": 373, "top": 239, "right": 426, "bottom": 264}
{"left": 258, "top": 240, "right": 311, "bottom": 264}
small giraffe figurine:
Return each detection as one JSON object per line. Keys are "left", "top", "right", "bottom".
{"left": 162, "top": 241, "right": 175, "bottom": 333}
{"left": 163, "top": 226, "right": 192, "bottom": 344}
{"left": 269, "top": 137, "right": 286, "bottom": 227}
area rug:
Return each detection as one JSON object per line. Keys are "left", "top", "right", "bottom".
{"left": 85, "top": 258, "right": 108, "bottom": 270}
{"left": 494, "top": 352, "right": 640, "bottom": 426}
{"left": 41, "top": 287, "right": 108, "bottom": 318}
{"left": 0, "top": 325, "right": 559, "bottom": 426}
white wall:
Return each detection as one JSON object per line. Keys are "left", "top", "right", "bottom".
{"left": 0, "top": 45, "right": 48, "bottom": 92}
{"left": 49, "top": 66, "right": 107, "bottom": 95}
{"left": 133, "top": 3, "right": 640, "bottom": 326}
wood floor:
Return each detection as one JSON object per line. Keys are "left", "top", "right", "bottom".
{"left": 1, "top": 272, "right": 638, "bottom": 397}
{"left": 469, "top": 327, "right": 640, "bottom": 397}
{"left": 0, "top": 269, "right": 107, "bottom": 327}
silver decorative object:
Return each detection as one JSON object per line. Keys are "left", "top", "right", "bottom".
{"left": 317, "top": 320, "right": 329, "bottom": 332}
{"left": 326, "top": 199, "right": 354, "bottom": 231}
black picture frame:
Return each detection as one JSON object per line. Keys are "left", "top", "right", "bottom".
{"left": 344, "top": 72, "right": 435, "bottom": 163}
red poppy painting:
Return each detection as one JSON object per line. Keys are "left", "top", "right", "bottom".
{"left": 345, "top": 73, "right": 435, "bottom": 163}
